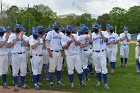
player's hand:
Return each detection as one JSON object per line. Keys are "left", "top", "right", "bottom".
{"left": 71, "top": 35, "right": 75, "bottom": 42}
{"left": 20, "top": 31, "right": 24, "bottom": 38}
{"left": 61, "top": 50, "right": 65, "bottom": 57}
{"left": 85, "top": 36, "right": 90, "bottom": 40}
{"left": 99, "top": 30, "right": 102, "bottom": 36}
{"left": 125, "top": 34, "right": 128, "bottom": 38}
{"left": 5, "top": 32, "right": 10, "bottom": 40}
{"left": 16, "top": 34, "right": 20, "bottom": 41}
{"left": 42, "top": 35, "right": 46, "bottom": 40}
{"left": 48, "top": 50, "right": 52, "bottom": 58}
{"left": 106, "top": 41, "right": 111, "bottom": 45}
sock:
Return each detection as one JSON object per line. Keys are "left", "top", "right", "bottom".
{"left": 49, "top": 73, "right": 53, "bottom": 83}
{"left": 124, "top": 58, "right": 128, "bottom": 64}
{"left": 33, "top": 75, "right": 37, "bottom": 85}
{"left": 57, "top": 71, "right": 61, "bottom": 82}
{"left": 110, "top": 62, "right": 116, "bottom": 70}
{"left": 78, "top": 74, "right": 83, "bottom": 82}
{"left": 83, "top": 68, "right": 88, "bottom": 78}
{"left": 37, "top": 74, "right": 40, "bottom": 84}
{"left": 13, "top": 76, "right": 18, "bottom": 86}
{"left": 136, "top": 59, "right": 139, "bottom": 68}
{"left": 103, "top": 74, "right": 108, "bottom": 84}
{"left": 120, "top": 58, "right": 123, "bottom": 65}
{"left": 88, "top": 64, "right": 92, "bottom": 72}
{"left": 20, "top": 76, "right": 25, "bottom": 86}
{"left": 2, "top": 74, "right": 6, "bottom": 84}
{"left": 97, "top": 73, "right": 101, "bottom": 82}
{"left": 68, "top": 74, "right": 74, "bottom": 83}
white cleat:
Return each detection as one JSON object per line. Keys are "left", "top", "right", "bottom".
{"left": 96, "top": 82, "right": 101, "bottom": 87}
{"left": 104, "top": 84, "right": 110, "bottom": 89}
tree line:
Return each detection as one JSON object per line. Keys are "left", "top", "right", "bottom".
{"left": 0, "top": 4, "right": 140, "bottom": 34}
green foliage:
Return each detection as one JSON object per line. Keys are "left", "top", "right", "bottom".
{"left": 0, "top": 4, "right": 140, "bottom": 34}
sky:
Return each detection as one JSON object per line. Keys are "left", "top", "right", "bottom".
{"left": 2, "top": 0, "right": 140, "bottom": 18}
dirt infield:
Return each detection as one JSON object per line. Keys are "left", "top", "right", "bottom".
{"left": 0, "top": 86, "right": 72, "bottom": 93}
{"left": 129, "top": 40, "right": 137, "bottom": 44}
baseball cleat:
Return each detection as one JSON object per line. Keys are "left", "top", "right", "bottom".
{"left": 96, "top": 82, "right": 101, "bottom": 87}
{"left": 3, "top": 83, "right": 9, "bottom": 89}
{"left": 22, "top": 84, "right": 29, "bottom": 89}
{"left": 50, "top": 83, "right": 54, "bottom": 90}
{"left": 13, "top": 86, "right": 18, "bottom": 92}
{"left": 111, "top": 69, "right": 115, "bottom": 74}
{"left": 80, "top": 81, "right": 86, "bottom": 86}
{"left": 70, "top": 83, "right": 74, "bottom": 88}
{"left": 34, "top": 85, "right": 40, "bottom": 90}
{"left": 104, "top": 84, "right": 110, "bottom": 89}
{"left": 85, "top": 77, "right": 90, "bottom": 81}
{"left": 57, "top": 81, "right": 64, "bottom": 86}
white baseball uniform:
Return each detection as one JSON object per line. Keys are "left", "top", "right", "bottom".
{"left": 92, "top": 32, "right": 108, "bottom": 74}
{"left": 29, "top": 37, "right": 44, "bottom": 75}
{"left": 8, "top": 33, "right": 29, "bottom": 76}
{"left": 45, "top": 30, "right": 64, "bottom": 72}
{"left": 0, "top": 36, "right": 9, "bottom": 76}
{"left": 135, "top": 34, "right": 140, "bottom": 61}
{"left": 119, "top": 33, "right": 131, "bottom": 58}
{"left": 79, "top": 34, "right": 92, "bottom": 69}
{"left": 106, "top": 33, "right": 119, "bottom": 62}
{"left": 61, "top": 34, "right": 83, "bottom": 75}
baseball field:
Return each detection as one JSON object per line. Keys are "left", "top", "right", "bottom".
{"left": 0, "top": 43, "right": 139, "bottom": 93}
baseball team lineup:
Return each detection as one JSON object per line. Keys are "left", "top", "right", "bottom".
{"left": 0, "top": 22, "right": 140, "bottom": 92}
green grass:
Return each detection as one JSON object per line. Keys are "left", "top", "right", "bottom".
{"left": 0, "top": 44, "right": 139, "bottom": 93}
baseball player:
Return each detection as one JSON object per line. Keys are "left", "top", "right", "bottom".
{"left": 106, "top": 26, "right": 119, "bottom": 74}
{"left": 135, "top": 34, "right": 140, "bottom": 73}
{"left": 79, "top": 26, "right": 91, "bottom": 80}
{"left": 61, "top": 25, "right": 86, "bottom": 88}
{"left": 8, "top": 24, "right": 29, "bottom": 92}
{"left": 0, "top": 27, "right": 10, "bottom": 88}
{"left": 45, "top": 22, "right": 64, "bottom": 90}
{"left": 119, "top": 27, "right": 131, "bottom": 67}
{"left": 91, "top": 24, "right": 109, "bottom": 89}
{"left": 29, "top": 26, "right": 45, "bottom": 90}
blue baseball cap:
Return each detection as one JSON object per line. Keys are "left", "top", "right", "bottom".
{"left": 92, "top": 24, "right": 100, "bottom": 29}
{"left": 65, "top": 25, "right": 73, "bottom": 31}
{"left": 82, "top": 27, "right": 89, "bottom": 32}
{"left": 108, "top": 26, "right": 114, "bottom": 30}
{"left": 21, "top": 26, "right": 26, "bottom": 32}
{"left": 78, "top": 30, "right": 83, "bottom": 36}
{"left": 14, "top": 24, "right": 21, "bottom": 29}
{"left": 0, "top": 27, "right": 5, "bottom": 32}
{"left": 37, "top": 26, "right": 44, "bottom": 31}
{"left": 5, "top": 26, "right": 11, "bottom": 31}
{"left": 123, "top": 26, "right": 128, "bottom": 31}
{"left": 53, "top": 22, "right": 60, "bottom": 27}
